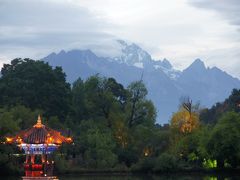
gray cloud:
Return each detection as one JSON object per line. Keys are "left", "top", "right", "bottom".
{"left": 189, "top": 0, "right": 240, "bottom": 26}
{"left": 0, "top": 0, "right": 117, "bottom": 60}
{"left": 0, "top": 0, "right": 240, "bottom": 79}
{"left": 188, "top": 0, "right": 240, "bottom": 78}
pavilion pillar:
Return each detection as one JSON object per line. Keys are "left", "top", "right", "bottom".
{"left": 25, "top": 155, "right": 29, "bottom": 163}
{"left": 46, "top": 154, "right": 49, "bottom": 163}
{"left": 31, "top": 154, "right": 35, "bottom": 164}
{"left": 41, "top": 154, "right": 46, "bottom": 163}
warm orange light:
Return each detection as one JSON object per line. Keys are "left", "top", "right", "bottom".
{"left": 6, "top": 137, "right": 13, "bottom": 143}
{"left": 66, "top": 137, "right": 72, "bottom": 143}
{"left": 47, "top": 136, "right": 54, "bottom": 144}
{"left": 56, "top": 140, "right": 62, "bottom": 144}
{"left": 33, "top": 115, "right": 44, "bottom": 128}
{"left": 16, "top": 136, "right": 22, "bottom": 143}
{"left": 143, "top": 147, "right": 151, "bottom": 157}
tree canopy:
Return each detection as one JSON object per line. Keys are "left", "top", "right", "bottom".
{"left": 0, "top": 58, "right": 71, "bottom": 120}
{"left": 1, "top": 58, "right": 240, "bottom": 174}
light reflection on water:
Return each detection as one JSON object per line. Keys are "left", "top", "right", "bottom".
{"left": 3, "top": 174, "right": 240, "bottom": 180}
{"left": 58, "top": 174, "right": 240, "bottom": 180}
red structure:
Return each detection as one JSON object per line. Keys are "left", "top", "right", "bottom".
{"left": 6, "top": 115, "right": 72, "bottom": 179}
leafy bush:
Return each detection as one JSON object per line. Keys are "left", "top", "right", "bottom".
{"left": 153, "top": 153, "right": 178, "bottom": 172}
{"left": 131, "top": 157, "right": 155, "bottom": 172}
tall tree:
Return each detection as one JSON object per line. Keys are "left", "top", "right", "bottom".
{"left": 206, "top": 112, "right": 240, "bottom": 168}
{"left": 82, "top": 75, "right": 127, "bottom": 127}
{"left": 171, "top": 97, "right": 199, "bottom": 134}
{"left": 71, "top": 78, "right": 86, "bottom": 122}
{"left": 200, "top": 89, "right": 240, "bottom": 124}
{"left": 0, "top": 58, "right": 71, "bottom": 121}
{"left": 127, "top": 81, "right": 156, "bottom": 128}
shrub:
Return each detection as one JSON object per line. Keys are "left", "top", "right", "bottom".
{"left": 153, "top": 153, "right": 178, "bottom": 172}
{"left": 131, "top": 157, "right": 155, "bottom": 172}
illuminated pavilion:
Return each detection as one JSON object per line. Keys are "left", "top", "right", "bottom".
{"left": 6, "top": 115, "right": 72, "bottom": 180}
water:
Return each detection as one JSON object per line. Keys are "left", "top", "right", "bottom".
{"left": 3, "top": 174, "right": 240, "bottom": 180}
{"left": 59, "top": 174, "right": 240, "bottom": 180}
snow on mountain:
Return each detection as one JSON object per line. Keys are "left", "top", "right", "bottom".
{"left": 113, "top": 40, "right": 181, "bottom": 80}
{"left": 114, "top": 40, "right": 152, "bottom": 65}
{"left": 42, "top": 41, "right": 240, "bottom": 124}
{"left": 152, "top": 59, "right": 181, "bottom": 80}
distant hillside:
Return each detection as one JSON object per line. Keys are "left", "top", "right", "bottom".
{"left": 200, "top": 89, "right": 240, "bottom": 124}
{"left": 43, "top": 40, "right": 240, "bottom": 123}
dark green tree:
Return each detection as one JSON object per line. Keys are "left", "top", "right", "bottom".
{"left": 71, "top": 78, "right": 86, "bottom": 122}
{"left": 200, "top": 89, "right": 240, "bottom": 124}
{"left": 127, "top": 81, "right": 156, "bottom": 128}
{"left": 206, "top": 112, "right": 240, "bottom": 168}
{"left": 82, "top": 76, "right": 127, "bottom": 127}
{"left": 0, "top": 58, "right": 71, "bottom": 121}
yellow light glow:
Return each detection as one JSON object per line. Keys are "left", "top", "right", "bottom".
{"left": 16, "top": 136, "right": 22, "bottom": 144}
{"left": 6, "top": 137, "right": 13, "bottom": 143}
{"left": 67, "top": 137, "right": 72, "bottom": 142}
{"left": 143, "top": 147, "right": 150, "bottom": 157}
{"left": 34, "top": 115, "right": 44, "bottom": 128}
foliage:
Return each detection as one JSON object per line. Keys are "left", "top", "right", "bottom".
{"left": 170, "top": 97, "right": 199, "bottom": 134}
{"left": 53, "top": 154, "right": 69, "bottom": 173}
{"left": 126, "top": 80, "right": 156, "bottom": 127}
{"left": 131, "top": 157, "right": 155, "bottom": 172}
{"left": 153, "top": 153, "right": 178, "bottom": 172}
{"left": 1, "top": 59, "right": 240, "bottom": 174}
{"left": 84, "top": 129, "right": 118, "bottom": 169}
{"left": 200, "top": 89, "right": 240, "bottom": 124}
{"left": 206, "top": 112, "right": 240, "bottom": 168}
{"left": 0, "top": 109, "right": 20, "bottom": 137}
{"left": 0, "top": 58, "right": 71, "bottom": 120}
{"left": 171, "top": 110, "right": 199, "bottom": 134}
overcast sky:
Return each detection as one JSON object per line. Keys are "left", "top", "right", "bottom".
{"left": 0, "top": 0, "right": 239, "bottom": 77}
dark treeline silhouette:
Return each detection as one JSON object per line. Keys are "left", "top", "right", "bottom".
{"left": 0, "top": 58, "right": 240, "bottom": 175}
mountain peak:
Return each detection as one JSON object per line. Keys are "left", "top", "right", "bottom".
{"left": 117, "top": 39, "right": 128, "bottom": 47}
{"left": 59, "top": 50, "right": 66, "bottom": 55}
{"left": 115, "top": 40, "right": 152, "bottom": 67}
{"left": 193, "top": 58, "right": 205, "bottom": 66}
{"left": 188, "top": 58, "right": 206, "bottom": 70}
{"left": 162, "top": 58, "right": 172, "bottom": 69}
{"left": 42, "top": 43, "right": 240, "bottom": 124}
{"left": 45, "top": 52, "right": 56, "bottom": 59}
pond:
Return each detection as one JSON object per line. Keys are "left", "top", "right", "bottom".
{"left": 3, "top": 174, "right": 240, "bottom": 180}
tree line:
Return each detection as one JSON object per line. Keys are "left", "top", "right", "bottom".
{"left": 0, "top": 58, "right": 240, "bottom": 174}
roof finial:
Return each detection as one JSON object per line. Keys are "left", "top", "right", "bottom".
{"left": 37, "top": 114, "right": 41, "bottom": 124}
{"left": 34, "top": 115, "right": 43, "bottom": 128}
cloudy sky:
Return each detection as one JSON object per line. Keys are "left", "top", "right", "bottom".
{"left": 0, "top": 0, "right": 239, "bottom": 77}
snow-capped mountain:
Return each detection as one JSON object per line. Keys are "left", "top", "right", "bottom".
{"left": 43, "top": 41, "right": 240, "bottom": 124}
{"left": 114, "top": 40, "right": 152, "bottom": 68}
{"left": 151, "top": 59, "right": 181, "bottom": 80}
{"left": 113, "top": 40, "right": 181, "bottom": 80}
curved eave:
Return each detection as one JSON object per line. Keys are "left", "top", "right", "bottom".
{"left": 6, "top": 126, "right": 72, "bottom": 145}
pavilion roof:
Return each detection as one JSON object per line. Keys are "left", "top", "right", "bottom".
{"left": 6, "top": 115, "right": 72, "bottom": 145}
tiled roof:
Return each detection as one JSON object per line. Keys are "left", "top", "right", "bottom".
{"left": 9, "top": 115, "right": 72, "bottom": 145}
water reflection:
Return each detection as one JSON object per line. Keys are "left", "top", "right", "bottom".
{"left": 3, "top": 174, "right": 240, "bottom": 180}
{"left": 59, "top": 174, "right": 240, "bottom": 180}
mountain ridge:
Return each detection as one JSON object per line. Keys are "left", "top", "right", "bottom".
{"left": 43, "top": 40, "right": 240, "bottom": 123}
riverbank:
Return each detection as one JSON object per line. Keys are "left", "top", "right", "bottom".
{"left": 58, "top": 167, "right": 240, "bottom": 176}
{"left": 4, "top": 166, "right": 240, "bottom": 176}
{"left": 3, "top": 171, "right": 240, "bottom": 180}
